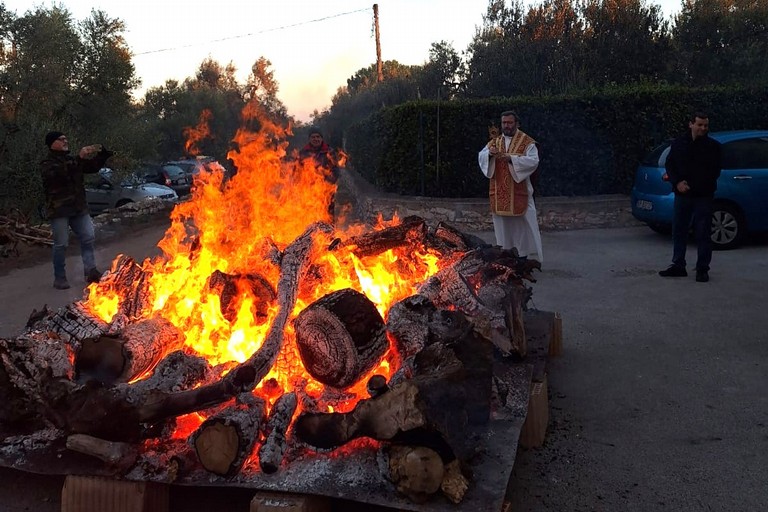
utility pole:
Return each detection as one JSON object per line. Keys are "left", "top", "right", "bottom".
{"left": 373, "top": 4, "right": 383, "bottom": 82}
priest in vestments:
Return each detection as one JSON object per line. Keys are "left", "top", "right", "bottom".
{"left": 478, "top": 111, "right": 543, "bottom": 263}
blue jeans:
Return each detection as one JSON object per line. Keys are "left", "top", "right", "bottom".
{"left": 51, "top": 214, "right": 96, "bottom": 280}
{"left": 672, "top": 195, "right": 713, "bottom": 272}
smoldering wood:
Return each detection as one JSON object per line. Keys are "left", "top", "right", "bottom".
{"left": 75, "top": 317, "right": 184, "bottom": 385}
{"left": 426, "top": 221, "right": 489, "bottom": 255}
{"left": 206, "top": 270, "right": 276, "bottom": 325}
{"left": 66, "top": 433, "right": 138, "bottom": 472}
{"left": 367, "top": 374, "right": 388, "bottom": 398}
{"left": 30, "top": 302, "right": 109, "bottom": 346}
{"left": 294, "top": 341, "right": 478, "bottom": 462}
{"left": 342, "top": 215, "right": 427, "bottom": 258}
{"left": 258, "top": 392, "right": 297, "bottom": 474}
{"left": 386, "top": 295, "right": 472, "bottom": 358}
{"left": 191, "top": 395, "right": 267, "bottom": 477}
{"left": 0, "top": 331, "right": 75, "bottom": 432}
{"left": 293, "top": 288, "right": 388, "bottom": 388}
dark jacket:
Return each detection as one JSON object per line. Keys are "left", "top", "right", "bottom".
{"left": 40, "top": 150, "right": 103, "bottom": 219}
{"left": 299, "top": 142, "right": 338, "bottom": 184}
{"left": 665, "top": 133, "right": 722, "bottom": 198}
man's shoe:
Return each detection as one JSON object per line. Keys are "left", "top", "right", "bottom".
{"left": 696, "top": 270, "right": 709, "bottom": 282}
{"left": 53, "top": 278, "right": 71, "bottom": 290}
{"left": 659, "top": 265, "right": 687, "bottom": 277}
{"left": 85, "top": 267, "right": 103, "bottom": 284}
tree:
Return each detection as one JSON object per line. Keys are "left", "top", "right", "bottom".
{"left": 672, "top": 0, "right": 768, "bottom": 85}
{"left": 416, "top": 41, "right": 465, "bottom": 99}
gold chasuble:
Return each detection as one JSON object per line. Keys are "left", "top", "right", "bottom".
{"left": 488, "top": 130, "right": 535, "bottom": 216}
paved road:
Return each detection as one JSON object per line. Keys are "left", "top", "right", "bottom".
{"left": 1, "top": 224, "right": 767, "bottom": 511}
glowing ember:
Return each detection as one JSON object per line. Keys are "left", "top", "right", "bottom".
{"left": 84, "top": 103, "right": 447, "bottom": 431}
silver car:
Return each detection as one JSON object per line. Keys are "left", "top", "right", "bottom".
{"left": 85, "top": 168, "right": 179, "bottom": 214}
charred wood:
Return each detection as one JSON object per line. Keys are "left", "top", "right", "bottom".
{"left": 30, "top": 302, "right": 108, "bottom": 346}
{"left": 386, "top": 295, "right": 472, "bottom": 358}
{"left": 342, "top": 215, "right": 427, "bottom": 258}
{"left": 191, "top": 395, "right": 267, "bottom": 477}
{"left": 95, "top": 254, "right": 153, "bottom": 319}
{"left": 75, "top": 317, "right": 184, "bottom": 385}
{"left": 294, "top": 288, "right": 388, "bottom": 388}
{"left": 258, "top": 392, "right": 297, "bottom": 473}
{"left": 66, "top": 433, "right": 138, "bottom": 472}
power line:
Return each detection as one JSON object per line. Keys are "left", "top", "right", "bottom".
{"left": 134, "top": 7, "right": 371, "bottom": 57}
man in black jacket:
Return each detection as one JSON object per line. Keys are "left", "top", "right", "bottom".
{"left": 40, "top": 131, "right": 112, "bottom": 289}
{"left": 659, "top": 112, "right": 722, "bottom": 282}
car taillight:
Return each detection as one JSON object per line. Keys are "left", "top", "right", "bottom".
{"left": 164, "top": 177, "right": 171, "bottom": 186}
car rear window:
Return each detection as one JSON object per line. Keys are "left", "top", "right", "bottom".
{"left": 162, "top": 165, "right": 186, "bottom": 178}
{"left": 641, "top": 141, "right": 672, "bottom": 167}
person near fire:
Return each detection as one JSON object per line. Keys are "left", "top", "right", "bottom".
{"left": 299, "top": 127, "right": 339, "bottom": 219}
{"left": 40, "top": 130, "right": 112, "bottom": 290}
{"left": 478, "top": 110, "right": 543, "bottom": 263}
{"left": 658, "top": 111, "right": 722, "bottom": 283}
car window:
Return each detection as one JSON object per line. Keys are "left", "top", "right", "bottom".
{"left": 721, "top": 137, "right": 768, "bottom": 169}
{"left": 642, "top": 142, "right": 671, "bottom": 167}
{"left": 162, "top": 165, "right": 186, "bottom": 178}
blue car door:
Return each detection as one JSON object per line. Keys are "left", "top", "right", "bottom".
{"left": 717, "top": 137, "right": 768, "bottom": 231}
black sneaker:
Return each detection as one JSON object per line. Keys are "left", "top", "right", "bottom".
{"left": 659, "top": 265, "right": 687, "bottom": 277}
{"left": 696, "top": 270, "right": 709, "bottom": 282}
{"left": 85, "top": 268, "right": 103, "bottom": 284}
{"left": 53, "top": 278, "right": 71, "bottom": 290}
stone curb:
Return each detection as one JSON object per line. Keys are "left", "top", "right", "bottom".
{"left": 338, "top": 168, "right": 642, "bottom": 232}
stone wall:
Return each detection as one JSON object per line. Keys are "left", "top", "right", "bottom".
{"left": 338, "top": 168, "right": 641, "bottom": 232}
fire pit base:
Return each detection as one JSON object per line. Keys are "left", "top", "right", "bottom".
{"left": 1, "top": 311, "right": 560, "bottom": 511}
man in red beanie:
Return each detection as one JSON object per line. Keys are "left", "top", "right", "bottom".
{"left": 40, "top": 131, "right": 112, "bottom": 289}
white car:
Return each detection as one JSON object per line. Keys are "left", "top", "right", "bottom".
{"left": 85, "top": 168, "right": 179, "bottom": 214}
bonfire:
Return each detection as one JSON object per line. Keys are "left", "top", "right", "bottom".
{"left": 0, "top": 104, "right": 539, "bottom": 509}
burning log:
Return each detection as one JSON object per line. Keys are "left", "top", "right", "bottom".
{"left": 258, "top": 391, "right": 297, "bottom": 473}
{"left": 206, "top": 270, "right": 276, "bottom": 324}
{"left": 223, "top": 222, "right": 333, "bottom": 392}
{"left": 75, "top": 317, "right": 184, "bottom": 384}
{"left": 427, "top": 221, "right": 489, "bottom": 254}
{"left": 342, "top": 215, "right": 427, "bottom": 258}
{"left": 191, "top": 393, "right": 267, "bottom": 477}
{"left": 293, "top": 288, "right": 388, "bottom": 388}
{"left": 97, "top": 255, "right": 153, "bottom": 319}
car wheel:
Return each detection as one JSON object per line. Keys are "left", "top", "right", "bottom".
{"left": 648, "top": 223, "right": 671, "bottom": 235}
{"left": 711, "top": 203, "right": 744, "bottom": 250}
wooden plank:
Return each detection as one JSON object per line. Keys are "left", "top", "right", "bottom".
{"left": 549, "top": 311, "right": 563, "bottom": 357}
{"left": 250, "top": 491, "right": 331, "bottom": 512}
{"left": 61, "top": 475, "right": 168, "bottom": 512}
{"left": 518, "top": 376, "right": 549, "bottom": 448}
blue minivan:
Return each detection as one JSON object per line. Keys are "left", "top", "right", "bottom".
{"left": 631, "top": 130, "right": 768, "bottom": 249}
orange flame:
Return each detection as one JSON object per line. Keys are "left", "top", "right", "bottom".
{"left": 85, "top": 102, "right": 449, "bottom": 437}
{"left": 183, "top": 109, "right": 213, "bottom": 156}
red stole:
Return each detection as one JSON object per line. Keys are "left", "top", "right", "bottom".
{"left": 488, "top": 130, "right": 535, "bottom": 216}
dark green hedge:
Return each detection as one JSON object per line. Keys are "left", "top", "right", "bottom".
{"left": 345, "top": 84, "right": 768, "bottom": 197}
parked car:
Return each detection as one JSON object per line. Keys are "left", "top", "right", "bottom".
{"left": 85, "top": 168, "right": 179, "bottom": 214}
{"left": 631, "top": 130, "right": 768, "bottom": 249}
{"left": 165, "top": 157, "right": 229, "bottom": 182}
{"left": 140, "top": 163, "right": 192, "bottom": 197}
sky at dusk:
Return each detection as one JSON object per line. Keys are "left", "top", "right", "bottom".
{"left": 6, "top": 0, "right": 681, "bottom": 121}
